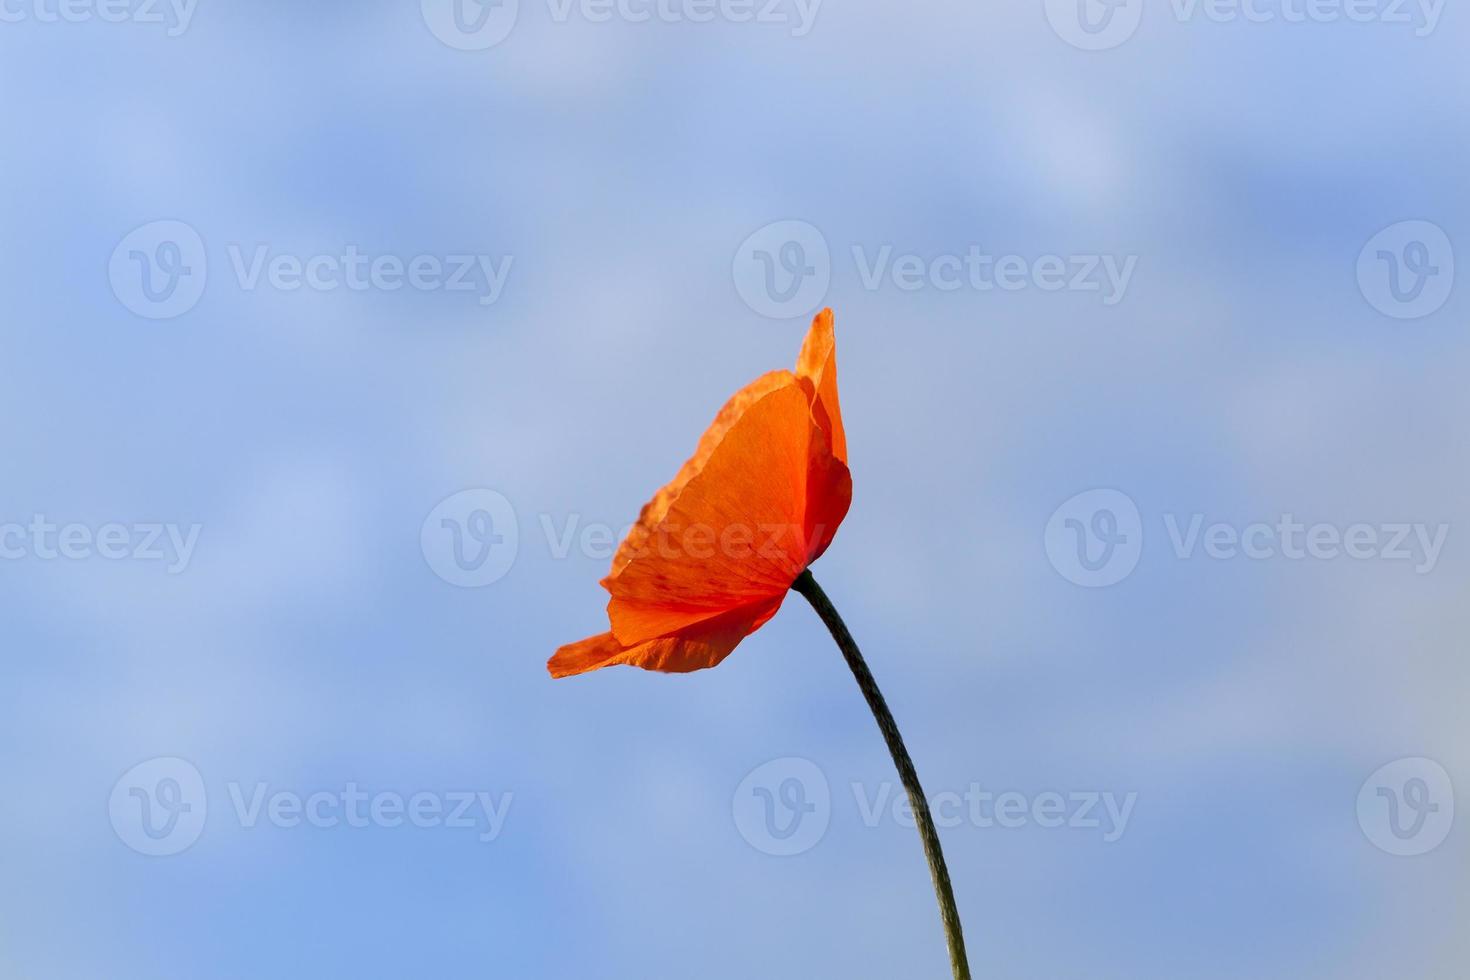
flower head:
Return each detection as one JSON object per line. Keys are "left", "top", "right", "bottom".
{"left": 549, "top": 309, "right": 850, "bottom": 677}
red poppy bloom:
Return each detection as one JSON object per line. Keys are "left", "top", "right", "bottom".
{"left": 549, "top": 309, "right": 850, "bottom": 677}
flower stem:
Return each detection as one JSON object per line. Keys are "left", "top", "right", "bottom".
{"left": 791, "top": 569, "right": 972, "bottom": 980}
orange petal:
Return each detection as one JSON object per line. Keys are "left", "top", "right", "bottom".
{"left": 802, "top": 411, "right": 852, "bottom": 564}
{"left": 609, "top": 369, "right": 798, "bottom": 576}
{"left": 548, "top": 597, "right": 784, "bottom": 677}
{"left": 604, "top": 381, "right": 849, "bottom": 645}
{"left": 796, "top": 308, "right": 846, "bottom": 466}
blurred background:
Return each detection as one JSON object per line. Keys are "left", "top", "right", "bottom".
{"left": 1, "top": 1, "right": 1466, "bottom": 977}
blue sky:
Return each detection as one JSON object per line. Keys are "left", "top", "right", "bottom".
{"left": 1, "top": 2, "right": 1466, "bottom": 977}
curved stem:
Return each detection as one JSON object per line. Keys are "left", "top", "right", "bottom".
{"left": 791, "top": 569, "right": 972, "bottom": 980}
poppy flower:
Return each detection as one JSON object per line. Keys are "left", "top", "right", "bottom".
{"left": 548, "top": 308, "right": 851, "bottom": 678}
{"left": 547, "top": 307, "right": 971, "bottom": 979}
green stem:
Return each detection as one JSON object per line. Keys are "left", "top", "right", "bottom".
{"left": 791, "top": 569, "right": 972, "bottom": 980}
